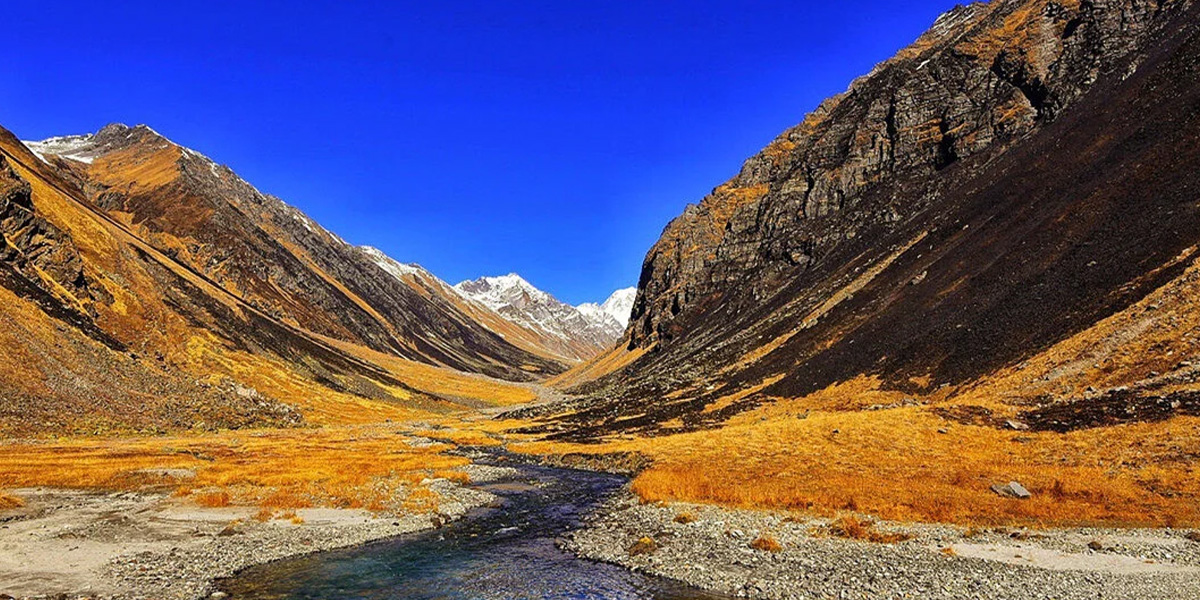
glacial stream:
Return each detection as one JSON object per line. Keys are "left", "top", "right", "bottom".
{"left": 218, "top": 453, "right": 731, "bottom": 599}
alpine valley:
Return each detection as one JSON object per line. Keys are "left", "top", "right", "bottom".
{"left": 5, "top": 1, "right": 1200, "bottom": 599}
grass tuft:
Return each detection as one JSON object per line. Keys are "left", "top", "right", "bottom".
{"left": 0, "top": 492, "right": 24, "bottom": 510}
{"left": 750, "top": 534, "right": 783, "bottom": 552}
{"left": 194, "top": 490, "right": 232, "bottom": 507}
{"left": 826, "top": 514, "right": 913, "bottom": 544}
{"left": 674, "top": 511, "right": 698, "bottom": 524}
{"left": 629, "top": 536, "right": 658, "bottom": 556}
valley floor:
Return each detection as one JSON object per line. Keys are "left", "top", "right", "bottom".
{"left": 5, "top": 388, "right": 1200, "bottom": 599}
{"left": 0, "top": 424, "right": 509, "bottom": 600}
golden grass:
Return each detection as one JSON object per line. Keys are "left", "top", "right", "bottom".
{"left": 194, "top": 491, "right": 232, "bottom": 508}
{"left": 823, "top": 514, "right": 913, "bottom": 544}
{"left": 0, "top": 491, "right": 23, "bottom": 509}
{"left": 413, "top": 427, "right": 503, "bottom": 447}
{"left": 548, "top": 343, "right": 648, "bottom": 389}
{"left": 750, "top": 534, "right": 783, "bottom": 552}
{"left": 514, "top": 398, "right": 1200, "bottom": 527}
{"left": 324, "top": 335, "right": 539, "bottom": 408}
{"left": 0, "top": 425, "right": 467, "bottom": 515}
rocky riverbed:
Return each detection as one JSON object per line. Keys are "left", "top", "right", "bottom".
{"left": 0, "top": 464, "right": 514, "bottom": 600}
{"left": 566, "top": 492, "right": 1200, "bottom": 599}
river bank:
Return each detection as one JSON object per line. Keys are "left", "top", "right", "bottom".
{"left": 0, "top": 464, "right": 513, "bottom": 600}
{"left": 565, "top": 491, "right": 1200, "bottom": 599}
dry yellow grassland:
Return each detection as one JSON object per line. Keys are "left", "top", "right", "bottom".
{"left": 0, "top": 492, "right": 23, "bottom": 509}
{"left": 512, "top": 396, "right": 1200, "bottom": 527}
{"left": 0, "top": 425, "right": 470, "bottom": 514}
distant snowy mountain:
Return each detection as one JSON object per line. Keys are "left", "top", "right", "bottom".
{"left": 357, "top": 249, "right": 624, "bottom": 363}
{"left": 454, "top": 275, "right": 629, "bottom": 360}
{"left": 579, "top": 287, "right": 636, "bottom": 328}
{"left": 360, "top": 246, "right": 426, "bottom": 280}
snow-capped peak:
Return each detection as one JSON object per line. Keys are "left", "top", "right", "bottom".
{"left": 597, "top": 287, "right": 636, "bottom": 328}
{"left": 455, "top": 275, "right": 634, "bottom": 355}
{"left": 454, "top": 273, "right": 554, "bottom": 312}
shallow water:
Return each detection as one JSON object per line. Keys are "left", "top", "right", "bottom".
{"left": 219, "top": 455, "right": 731, "bottom": 600}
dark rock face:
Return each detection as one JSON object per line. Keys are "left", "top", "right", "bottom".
{"left": 562, "top": 0, "right": 1200, "bottom": 437}
{"left": 0, "top": 156, "right": 91, "bottom": 307}
{"left": 630, "top": 0, "right": 1179, "bottom": 349}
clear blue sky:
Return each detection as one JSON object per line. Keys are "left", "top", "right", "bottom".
{"left": 3, "top": 0, "right": 958, "bottom": 305}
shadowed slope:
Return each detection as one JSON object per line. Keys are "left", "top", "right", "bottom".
{"left": 541, "top": 0, "right": 1200, "bottom": 438}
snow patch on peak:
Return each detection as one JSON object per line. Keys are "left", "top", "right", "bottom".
{"left": 455, "top": 276, "right": 633, "bottom": 352}
{"left": 454, "top": 274, "right": 554, "bottom": 312}
{"left": 578, "top": 288, "right": 636, "bottom": 327}
{"left": 599, "top": 287, "right": 637, "bottom": 328}
{"left": 22, "top": 134, "right": 98, "bottom": 164}
{"left": 360, "top": 246, "right": 425, "bottom": 279}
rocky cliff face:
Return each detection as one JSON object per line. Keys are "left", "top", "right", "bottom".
{"left": 0, "top": 156, "right": 93, "bottom": 310}
{"left": 547, "top": 0, "right": 1200, "bottom": 438}
{"left": 631, "top": 0, "right": 1179, "bottom": 348}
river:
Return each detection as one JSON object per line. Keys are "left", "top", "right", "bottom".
{"left": 218, "top": 453, "right": 731, "bottom": 599}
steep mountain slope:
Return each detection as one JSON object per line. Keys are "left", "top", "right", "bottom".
{"left": 23, "top": 124, "right": 562, "bottom": 382}
{"left": 543, "top": 0, "right": 1200, "bottom": 438}
{"left": 0, "top": 124, "right": 548, "bottom": 436}
{"left": 454, "top": 275, "right": 628, "bottom": 361}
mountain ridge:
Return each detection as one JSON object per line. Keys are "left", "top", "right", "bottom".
{"left": 535, "top": 0, "right": 1200, "bottom": 439}
{"left": 454, "top": 274, "right": 631, "bottom": 362}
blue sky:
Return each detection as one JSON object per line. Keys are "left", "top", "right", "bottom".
{"left": 3, "top": 0, "right": 958, "bottom": 304}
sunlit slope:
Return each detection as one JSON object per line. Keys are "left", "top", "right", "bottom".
{"left": 0, "top": 127, "right": 537, "bottom": 436}
{"left": 40, "top": 124, "right": 563, "bottom": 381}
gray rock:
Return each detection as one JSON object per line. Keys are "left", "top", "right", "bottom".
{"left": 991, "top": 481, "right": 1032, "bottom": 500}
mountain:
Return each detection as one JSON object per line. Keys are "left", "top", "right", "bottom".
{"left": 454, "top": 275, "right": 629, "bottom": 362}
{"left": 541, "top": 0, "right": 1200, "bottom": 438}
{"left": 578, "top": 287, "right": 637, "bottom": 329}
{"left": 359, "top": 247, "right": 620, "bottom": 364}
{"left": 0, "top": 123, "right": 563, "bottom": 436}
{"left": 21, "top": 123, "right": 563, "bottom": 381}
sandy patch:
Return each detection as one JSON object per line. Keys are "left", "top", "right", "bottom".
{"left": 951, "top": 542, "right": 1200, "bottom": 574}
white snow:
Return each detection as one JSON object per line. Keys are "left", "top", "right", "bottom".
{"left": 22, "top": 134, "right": 98, "bottom": 164}
{"left": 578, "top": 288, "right": 636, "bottom": 327}
{"left": 455, "top": 276, "right": 633, "bottom": 347}
{"left": 360, "top": 246, "right": 424, "bottom": 279}
{"left": 598, "top": 287, "right": 637, "bottom": 327}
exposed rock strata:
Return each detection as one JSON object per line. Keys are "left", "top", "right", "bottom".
{"left": 559, "top": 0, "right": 1200, "bottom": 437}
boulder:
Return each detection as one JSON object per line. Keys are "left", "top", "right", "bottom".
{"left": 991, "top": 481, "right": 1032, "bottom": 499}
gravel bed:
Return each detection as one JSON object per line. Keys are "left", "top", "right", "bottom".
{"left": 4, "top": 478, "right": 499, "bottom": 600}
{"left": 565, "top": 492, "right": 1200, "bottom": 599}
